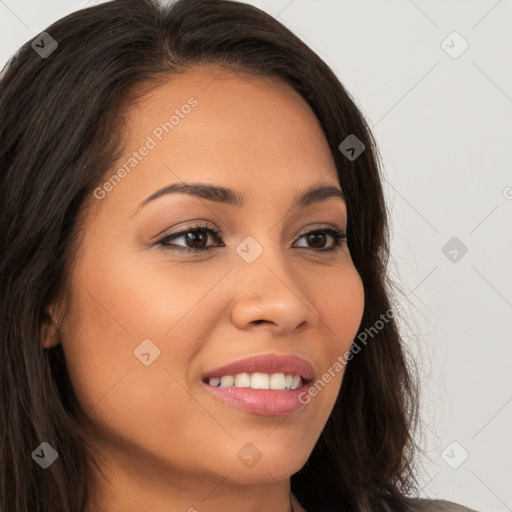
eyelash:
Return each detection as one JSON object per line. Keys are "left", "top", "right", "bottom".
{"left": 155, "top": 222, "right": 348, "bottom": 254}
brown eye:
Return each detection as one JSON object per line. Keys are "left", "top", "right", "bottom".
{"left": 293, "top": 228, "right": 347, "bottom": 252}
{"left": 156, "top": 224, "right": 346, "bottom": 254}
{"left": 179, "top": 230, "right": 208, "bottom": 249}
{"left": 305, "top": 232, "right": 327, "bottom": 249}
{"left": 157, "top": 225, "right": 224, "bottom": 253}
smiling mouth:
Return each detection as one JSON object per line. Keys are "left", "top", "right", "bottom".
{"left": 201, "top": 353, "right": 315, "bottom": 415}
{"left": 203, "top": 372, "right": 307, "bottom": 391}
{"left": 202, "top": 373, "right": 313, "bottom": 416}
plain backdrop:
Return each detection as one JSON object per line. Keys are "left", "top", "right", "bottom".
{"left": 1, "top": 1, "right": 511, "bottom": 511}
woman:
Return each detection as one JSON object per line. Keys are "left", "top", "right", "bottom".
{"left": 0, "top": 0, "right": 479, "bottom": 511}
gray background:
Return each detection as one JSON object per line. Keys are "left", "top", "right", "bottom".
{"left": 1, "top": 1, "right": 510, "bottom": 510}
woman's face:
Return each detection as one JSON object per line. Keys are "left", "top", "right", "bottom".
{"left": 47, "top": 67, "right": 365, "bottom": 506}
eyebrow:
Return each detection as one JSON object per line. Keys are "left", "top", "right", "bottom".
{"left": 131, "top": 181, "right": 345, "bottom": 216}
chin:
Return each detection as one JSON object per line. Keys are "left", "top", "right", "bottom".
{"left": 209, "top": 442, "right": 310, "bottom": 484}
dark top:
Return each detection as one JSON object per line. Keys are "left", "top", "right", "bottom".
{"left": 406, "top": 497, "right": 480, "bottom": 512}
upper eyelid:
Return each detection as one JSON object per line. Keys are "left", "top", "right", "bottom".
{"left": 159, "top": 224, "right": 345, "bottom": 245}
{"left": 163, "top": 222, "right": 344, "bottom": 237}
{"left": 155, "top": 225, "right": 348, "bottom": 256}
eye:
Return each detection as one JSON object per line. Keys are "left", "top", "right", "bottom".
{"left": 156, "top": 222, "right": 224, "bottom": 253}
{"left": 155, "top": 223, "right": 348, "bottom": 254}
{"left": 293, "top": 227, "right": 347, "bottom": 252}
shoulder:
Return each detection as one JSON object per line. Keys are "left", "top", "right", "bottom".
{"left": 404, "top": 497, "right": 480, "bottom": 512}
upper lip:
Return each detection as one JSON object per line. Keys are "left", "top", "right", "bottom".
{"left": 203, "top": 353, "right": 315, "bottom": 381}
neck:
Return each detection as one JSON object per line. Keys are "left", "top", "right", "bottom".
{"left": 291, "top": 492, "right": 308, "bottom": 512}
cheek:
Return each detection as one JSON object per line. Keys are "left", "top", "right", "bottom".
{"left": 302, "top": 264, "right": 364, "bottom": 411}
{"left": 315, "top": 263, "right": 365, "bottom": 345}
{"left": 58, "top": 282, "right": 199, "bottom": 452}
{"left": 79, "top": 243, "right": 234, "bottom": 341}
{"left": 57, "top": 246, "right": 231, "bottom": 432}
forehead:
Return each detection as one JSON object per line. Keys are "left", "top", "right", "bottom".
{"left": 128, "top": 66, "right": 315, "bottom": 124}
{"left": 122, "top": 65, "right": 331, "bottom": 162}
{"left": 85, "top": 66, "right": 341, "bottom": 221}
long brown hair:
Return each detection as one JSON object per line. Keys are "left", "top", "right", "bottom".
{"left": 0, "top": 1, "right": 421, "bottom": 510}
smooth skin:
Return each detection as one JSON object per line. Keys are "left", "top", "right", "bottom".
{"left": 42, "top": 66, "right": 365, "bottom": 512}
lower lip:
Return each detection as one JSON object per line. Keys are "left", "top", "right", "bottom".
{"left": 203, "top": 381, "right": 311, "bottom": 416}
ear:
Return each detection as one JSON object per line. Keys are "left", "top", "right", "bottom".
{"left": 40, "top": 302, "right": 63, "bottom": 349}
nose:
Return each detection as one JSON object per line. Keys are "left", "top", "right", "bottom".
{"left": 229, "top": 245, "right": 319, "bottom": 334}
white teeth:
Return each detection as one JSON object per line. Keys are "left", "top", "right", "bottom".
{"left": 209, "top": 377, "right": 221, "bottom": 387}
{"left": 207, "top": 372, "right": 303, "bottom": 391}
{"left": 291, "top": 374, "right": 301, "bottom": 390}
{"left": 234, "top": 372, "right": 251, "bottom": 387}
{"left": 269, "top": 373, "right": 286, "bottom": 390}
{"left": 251, "top": 372, "right": 269, "bottom": 389}
{"left": 220, "top": 375, "right": 234, "bottom": 387}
